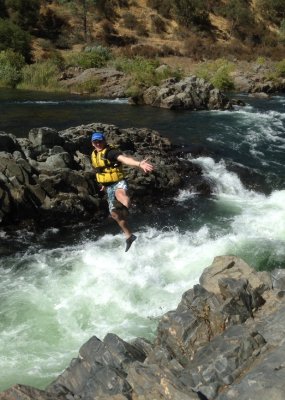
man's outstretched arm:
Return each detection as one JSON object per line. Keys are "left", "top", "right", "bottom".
{"left": 117, "top": 154, "right": 154, "bottom": 173}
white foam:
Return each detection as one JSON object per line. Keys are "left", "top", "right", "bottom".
{"left": 14, "top": 98, "right": 128, "bottom": 105}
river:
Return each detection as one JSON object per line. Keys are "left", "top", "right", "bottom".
{"left": 0, "top": 89, "right": 284, "bottom": 391}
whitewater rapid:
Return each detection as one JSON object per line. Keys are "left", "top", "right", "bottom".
{"left": 0, "top": 92, "right": 284, "bottom": 391}
{"left": 1, "top": 156, "right": 284, "bottom": 391}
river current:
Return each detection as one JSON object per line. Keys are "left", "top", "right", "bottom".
{"left": 0, "top": 90, "right": 284, "bottom": 391}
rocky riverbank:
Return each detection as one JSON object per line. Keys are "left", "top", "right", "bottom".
{"left": 1, "top": 255, "right": 285, "bottom": 400}
{"left": 0, "top": 123, "right": 210, "bottom": 230}
{"left": 58, "top": 59, "right": 285, "bottom": 102}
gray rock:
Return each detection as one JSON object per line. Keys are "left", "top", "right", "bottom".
{"left": 132, "top": 75, "right": 232, "bottom": 110}
{"left": 60, "top": 67, "right": 130, "bottom": 98}
{"left": 2, "top": 257, "right": 285, "bottom": 400}
{"left": 0, "top": 123, "right": 210, "bottom": 229}
{"left": 29, "top": 127, "right": 64, "bottom": 148}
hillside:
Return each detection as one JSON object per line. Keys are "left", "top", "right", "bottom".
{"left": 34, "top": 0, "right": 285, "bottom": 63}
{"left": 1, "top": 0, "right": 285, "bottom": 94}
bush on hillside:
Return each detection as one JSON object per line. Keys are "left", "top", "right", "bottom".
{"left": 122, "top": 12, "right": 137, "bottom": 29}
{"left": 173, "top": 0, "right": 211, "bottom": 31}
{"left": 256, "top": 0, "right": 285, "bottom": 24}
{"left": 66, "top": 46, "right": 112, "bottom": 69}
{"left": 0, "top": 18, "right": 32, "bottom": 61}
{"left": 147, "top": 0, "right": 173, "bottom": 19}
{"left": 215, "top": 0, "right": 254, "bottom": 39}
{"left": 37, "top": 8, "right": 68, "bottom": 41}
{"left": 0, "top": 49, "right": 25, "bottom": 87}
{"left": 151, "top": 14, "right": 166, "bottom": 33}
{"left": 97, "top": 19, "right": 118, "bottom": 44}
{"left": 5, "top": 0, "right": 40, "bottom": 32}
{"left": 136, "top": 24, "right": 149, "bottom": 37}
{"left": 95, "top": 0, "right": 118, "bottom": 20}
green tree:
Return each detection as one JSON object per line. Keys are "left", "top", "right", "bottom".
{"left": 37, "top": 8, "right": 68, "bottom": 41}
{"left": 0, "top": 18, "right": 31, "bottom": 61}
{"left": 218, "top": 0, "right": 254, "bottom": 37}
{"left": 61, "top": 0, "right": 96, "bottom": 42}
{"left": 0, "top": 0, "right": 7, "bottom": 18}
{"left": 5, "top": 0, "right": 40, "bottom": 32}
{"left": 173, "top": 0, "right": 211, "bottom": 30}
{"left": 256, "top": 0, "right": 285, "bottom": 24}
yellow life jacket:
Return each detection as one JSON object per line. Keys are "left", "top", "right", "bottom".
{"left": 91, "top": 147, "right": 124, "bottom": 185}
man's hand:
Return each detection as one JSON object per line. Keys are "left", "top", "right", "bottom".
{"left": 139, "top": 158, "right": 154, "bottom": 173}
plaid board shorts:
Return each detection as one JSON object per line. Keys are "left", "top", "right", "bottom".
{"left": 106, "top": 179, "right": 128, "bottom": 212}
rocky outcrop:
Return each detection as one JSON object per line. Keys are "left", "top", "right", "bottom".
{"left": 130, "top": 76, "right": 232, "bottom": 110}
{"left": 59, "top": 67, "right": 130, "bottom": 97}
{"left": 2, "top": 256, "right": 285, "bottom": 400}
{"left": 57, "top": 67, "right": 233, "bottom": 110}
{"left": 0, "top": 125, "right": 209, "bottom": 229}
{"left": 230, "top": 61, "right": 285, "bottom": 95}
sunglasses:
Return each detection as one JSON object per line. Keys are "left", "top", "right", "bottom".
{"left": 93, "top": 140, "right": 104, "bottom": 144}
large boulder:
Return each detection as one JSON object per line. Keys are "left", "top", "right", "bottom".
{"left": 2, "top": 256, "right": 285, "bottom": 399}
{"left": 0, "top": 123, "right": 210, "bottom": 229}
{"left": 131, "top": 76, "right": 233, "bottom": 110}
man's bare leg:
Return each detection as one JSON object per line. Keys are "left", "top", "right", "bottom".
{"left": 112, "top": 189, "right": 137, "bottom": 251}
{"left": 115, "top": 188, "right": 130, "bottom": 209}
{"left": 110, "top": 209, "right": 132, "bottom": 238}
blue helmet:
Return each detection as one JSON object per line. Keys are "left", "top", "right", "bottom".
{"left": 91, "top": 132, "right": 105, "bottom": 142}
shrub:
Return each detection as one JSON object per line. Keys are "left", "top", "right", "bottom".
{"left": 122, "top": 12, "right": 137, "bottom": 29}
{"left": 216, "top": 0, "right": 254, "bottom": 38}
{"left": 97, "top": 20, "right": 118, "bottom": 44}
{"left": 279, "top": 19, "right": 285, "bottom": 43}
{"left": 66, "top": 46, "right": 112, "bottom": 69}
{"left": 256, "top": 0, "right": 285, "bottom": 24}
{"left": 18, "top": 61, "right": 60, "bottom": 90}
{"left": 195, "top": 58, "right": 235, "bottom": 91}
{"left": 0, "top": 18, "right": 32, "bottom": 61}
{"left": 5, "top": 0, "right": 40, "bottom": 32}
{"left": 70, "top": 78, "right": 100, "bottom": 94}
{"left": 113, "top": 56, "right": 182, "bottom": 96}
{"left": 211, "top": 66, "right": 235, "bottom": 91}
{"left": 135, "top": 24, "right": 149, "bottom": 37}
{"left": 147, "top": 0, "right": 173, "bottom": 19}
{"left": 173, "top": 0, "right": 211, "bottom": 30}
{"left": 95, "top": 0, "right": 118, "bottom": 20}
{"left": 151, "top": 14, "right": 166, "bottom": 33}
{"left": 37, "top": 8, "right": 68, "bottom": 41}
{"left": 275, "top": 59, "right": 285, "bottom": 77}
{"left": 0, "top": 49, "right": 25, "bottom": 87}
{"left": 256, "top": 56, "right": 266, "bottom": 65}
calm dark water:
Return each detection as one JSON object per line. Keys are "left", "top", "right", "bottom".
{"left": 1, "top": 88, "right": 284, "bottom": 182}
{"left": 0, "top": 89, "right": 284, "bottom": 391}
